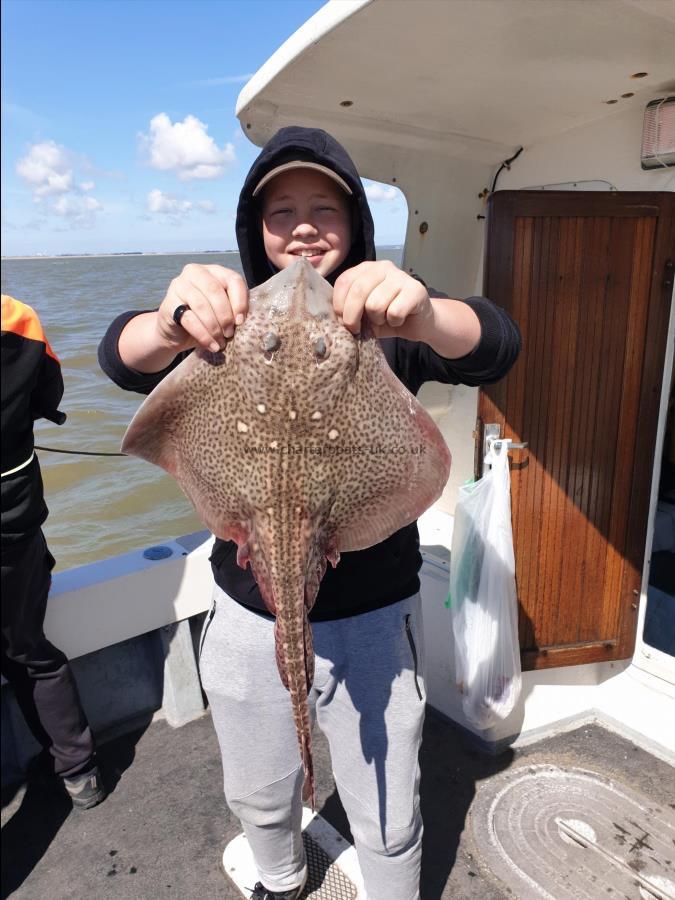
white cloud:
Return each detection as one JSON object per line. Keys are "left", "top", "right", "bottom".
{"left": 364, "top": 182, "right": 399, "bottom": 203}
{"left": 16, "top": 141, "right": 73, "bottom": 196}
{"left": 53, "top": 194, "right": 102, "bottom": 220}
{"left": 189, "top": 73, "right": 253, "bottom": 86}
{"left": 147, "top": 189, "right": 192, "bottom": 216}
{"left": 146, "top": 191, "right": 218, "bottom": 220}
{"left": 141, "top": 113, "right": 236, "bottom": 181}
{"left": 16, "top": 140, "right": 103, "bottom": 227}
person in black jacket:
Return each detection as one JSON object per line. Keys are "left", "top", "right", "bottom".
{"left": 99, "top": 127, "right": 520, "bottom": 900}
{"left": 1, "top": 295, "right": 105, "bottom": 809}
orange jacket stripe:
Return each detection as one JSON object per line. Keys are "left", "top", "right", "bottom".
{"left": 1, "top": 294, "right": 60, "bottom": 363}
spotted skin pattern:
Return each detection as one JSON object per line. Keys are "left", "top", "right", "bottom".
{"left": 122, "top": 258, "right": 451, "bottom": 807}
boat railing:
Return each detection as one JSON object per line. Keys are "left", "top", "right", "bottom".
{"left": 1, "top": 530, "right": 215, "bottom": 786}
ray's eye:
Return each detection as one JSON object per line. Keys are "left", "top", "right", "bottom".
{"left": 313, "top": 336, "right": 328, "bottom": 360}
{"left": 263, "top": 331, "right": 281, "bottom": 353}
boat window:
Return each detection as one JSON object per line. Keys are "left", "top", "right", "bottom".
{"left": 643, "top": 364, "right": 675, "bottom": 660}
{"left": 362, "top": 179, "right": 408, "bottom": 267}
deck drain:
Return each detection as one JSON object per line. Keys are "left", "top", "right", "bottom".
{"left": 472, "top": 764, "right": 675, "bottom": 900}
{"left": 299, "top": 832, "right": 356, "bottom": 899}
{"left": 222, "top": 808, "right": 364, "bottom": 898}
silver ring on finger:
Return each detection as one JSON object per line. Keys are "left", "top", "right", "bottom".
{"left": 173, "top": 304, "right": 190, "bottom": 326}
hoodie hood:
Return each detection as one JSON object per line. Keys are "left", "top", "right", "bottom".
{"left": 235, "top": 126, "right": 376, "bottom": 288}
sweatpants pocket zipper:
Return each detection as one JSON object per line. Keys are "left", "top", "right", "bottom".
{"left": 198, "top": 603, "right": 216, "bottom": 661}
{"left": 405, "top": 614, "right": 423, "bottom": 701}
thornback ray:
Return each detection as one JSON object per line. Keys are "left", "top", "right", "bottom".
{"left": 122, "top": 257, "right": 451, "bottom": 807}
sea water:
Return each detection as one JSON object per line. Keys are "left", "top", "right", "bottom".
{"left": 2, "top": 249, "right": 401, "bottom": 570}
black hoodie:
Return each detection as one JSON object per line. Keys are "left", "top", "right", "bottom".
{"left": 98, "top": 126, "right": 521, "bottom": 621}
{"left": 236, "top": 126, "right": 376, "bottom": 288}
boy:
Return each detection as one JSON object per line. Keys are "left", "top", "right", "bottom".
{"left": 99, "top": 126, "right": 520, "bottom": 900}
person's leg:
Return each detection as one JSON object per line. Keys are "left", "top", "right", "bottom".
{"left": 1, "top": 530, "right": 95, "bottom": 779}
{"left": 200, "top": 587, "right": 307, "bottom": 894}
{"left": 313, "top": 594, "right": 426, "bottom": 900}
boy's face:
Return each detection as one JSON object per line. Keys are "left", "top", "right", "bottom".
{"left": 261, "top": 169, "right": 352, "bottom": 278}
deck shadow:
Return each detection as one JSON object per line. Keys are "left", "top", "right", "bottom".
{"left": 314, "top": 707, "right": 515, "bottom": 900}
{"left": 418, "top": 710, "right": 514, "bottom": 898}
{"left": 0, "top": 715, "right": 152, "bottom": 899}
{"left": 3, "top": 710, "right": 670, "bottom": 900}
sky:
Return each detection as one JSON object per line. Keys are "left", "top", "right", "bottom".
{"left": 1, "top": 0, "right": 408, "bottom": 257}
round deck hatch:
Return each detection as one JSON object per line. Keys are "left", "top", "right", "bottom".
{"left": 471, "top": 764, "right": 675, "bottom": 900}
{"left": 143, "top": 545, "right": 173, "bottom": 560}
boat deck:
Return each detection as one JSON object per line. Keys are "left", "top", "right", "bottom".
{"left": 2, "top": 710, "right": 673, "bottom": 899}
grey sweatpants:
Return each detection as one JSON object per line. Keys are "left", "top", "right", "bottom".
{"left": 199, "top": 587, "right": 427, "bottom": 900}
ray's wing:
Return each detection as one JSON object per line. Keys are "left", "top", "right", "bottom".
{"left": 327, "top": 338, "right": 451, "bottom": 552}
{"left": 121, "top": 349, "right": 251, "bottom": 545}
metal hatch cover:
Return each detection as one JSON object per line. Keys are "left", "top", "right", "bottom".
{"left": 471, "top": 764, "right": 675, "bottom": 900}
{"left": 222, "top": 808, "right": 363, "bottom": 898}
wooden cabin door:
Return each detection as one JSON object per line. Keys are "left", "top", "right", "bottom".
{"left": 480, "top": 191, "right": 674, "bottom": 671}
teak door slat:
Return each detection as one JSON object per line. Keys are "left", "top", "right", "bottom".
{"left": 481, "top": 192, "right": 673, "bottom": 670}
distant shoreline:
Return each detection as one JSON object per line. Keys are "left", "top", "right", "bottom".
{"left": 2, "top": 245, "right": 403, "bottom": 262}
{"left": 1, "top": 250, "right": 237, "bottom": 261}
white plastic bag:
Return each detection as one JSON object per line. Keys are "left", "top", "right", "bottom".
{"left": 448, "top": 442, "right": 521, "bottom": 729}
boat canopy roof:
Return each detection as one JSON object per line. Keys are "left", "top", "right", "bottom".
{"left": 236, "top": 0, "right": 675, "bottom": 166}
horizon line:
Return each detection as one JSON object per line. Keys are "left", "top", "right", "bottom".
{"left": 2, "top": 245, "right": 403, "bottom": 261}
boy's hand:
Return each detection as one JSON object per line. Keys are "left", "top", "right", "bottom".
{"left": 332, "top": 260, "right": 434, "bottom": 340}
{"left": 156, "top": 264, "right": 249, "bottom": 353}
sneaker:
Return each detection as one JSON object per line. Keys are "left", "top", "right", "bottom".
{"left": 62, "top": 766, "right": 106, "bottom": 809}
{"left": 249, "top": 871, "right": 308, "bottom": 899}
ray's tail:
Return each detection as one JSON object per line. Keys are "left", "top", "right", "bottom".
{"left": 274, "top": 607, "right": 316, "bottom": 809}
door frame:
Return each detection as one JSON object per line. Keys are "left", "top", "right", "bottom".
{"left": 633, "top": 286, "right": 675, "bottom": 685}
{"left": 480, "top": 190, "right": 675, "bottom": 670}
